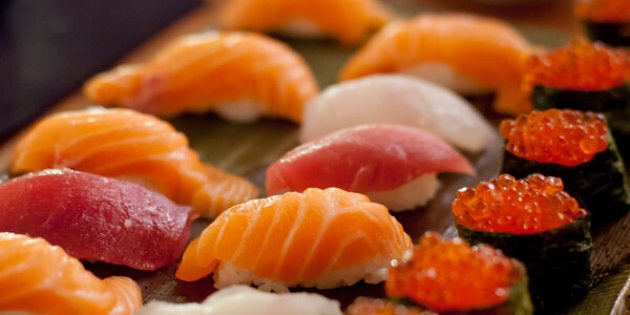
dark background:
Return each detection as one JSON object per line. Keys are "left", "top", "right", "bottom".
{"left": 0, "top": 0, "right": 202, "bottom": 141}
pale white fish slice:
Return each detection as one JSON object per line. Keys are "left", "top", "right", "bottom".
{"left": 300, "top": 74, "right": 497, "bottom": 153}
{"left": 134, "top": 285, "right": 342, "bottom": 315}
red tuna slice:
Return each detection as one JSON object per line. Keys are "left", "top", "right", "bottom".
{"left": 266, "top": 124, "right": 475, "bottom": 195}
{"left": 0, "top": 169, "right": 197, "bottom": 270}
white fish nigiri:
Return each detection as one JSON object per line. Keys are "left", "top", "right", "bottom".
{"left": 134, "top": 285, "right": 342, "bottom": 315}
{"left": 300, "top": 75, "right": 496, "bottom": 153}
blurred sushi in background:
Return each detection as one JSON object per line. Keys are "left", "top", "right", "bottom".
{"left": 84, "top": 31, "right": 319, "bottom": 123}
{"left": 216, "top": 0, "right": 395, "bottom": 45}
{"left": 338, "top": 13, "right": 535, "bottom": 116}
{"left": 574, "top": 0, "right": 630, "bottom": 47}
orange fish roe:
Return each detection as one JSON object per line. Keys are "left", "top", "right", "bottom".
{"left": 346, "top": 297, "right": 436, "bottom": 315}
{"left": 386, "top": 232, "right": 522, "bottom": 312}
{"left": 452, "top": 173, "right": 588, "bottom": 234}
{"left": 575, "top": 0, "right": 630, "bottom": 22}
{"left": 524, "top": 37, "right": 630, "bottom": 91}
{"left": 499, "top": 109, "right": 608, "bottom": 166}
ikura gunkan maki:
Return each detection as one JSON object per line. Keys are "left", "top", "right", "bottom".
{"left": 386, "top": 232, "right": 533, "bottom": 315}
{"left": 574, "top": 0, "right": 630, "bottom": 47}
{"left": 452, "top": 173, "right": 592, "bottom": 312}
{"left": 524, "top": 38, "right": 630, "bottom": 158}
{"left": 499, "top": 108, "right": 630, "bottom": 222}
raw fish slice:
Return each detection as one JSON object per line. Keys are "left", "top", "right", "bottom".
{"left": 10, "top": 107, "right": 258, "bottom": 218}
{"left": 339, "top": 13, "right": 534, "bottom": 115}
{"left": 267, "top": 124, "right": 474, "bottom": 211}
{"left": 300, "top": 75, "right": 496, "bottom": 153}
{"left": 218, "top": 0, "right": 394, "bottom": 45}
{"left": 84, "top": 31, "right": 318, "bottom": 123}
{"left": 0, "top": 169, "right": 196, "bottom": 270}
{"left": 0, "top": 232, "right": 142, "bottom": 315}
{"left": 135, "top": 285, "right": 343, "bottom": 314}
{"left": 175, "top": 187, "right": 413, "bottom": 292}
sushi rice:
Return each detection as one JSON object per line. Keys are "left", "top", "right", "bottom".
{"left": 215, "top": 256, "right": 388, "bottom": 292}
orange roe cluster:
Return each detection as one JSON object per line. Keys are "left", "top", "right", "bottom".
{"left": 451, "top": 173, "right": 588, "bottom": 234}
{"left": 386, "top": 232, "right": 522, "bottom": 312}
{"left": 524, "top": 37, "right": 630, "bottom": 90}
{"left": 346, "top": 297, "right": 436, "bottom": 315}
{"left": 575, "top": 0, "right": 630, "bottom": 22}
{"left": 499, "top": 109, "right": 608, "bottom": 166}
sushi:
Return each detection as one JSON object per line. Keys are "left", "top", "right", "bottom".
{"left": 338, "top": 13, "right": 534, "bottom": 115}
{"left": 452, "top": 173, "right": 592, "bottom": 311}
{"left": 574, "top": 0, "right": 630, "bottom": 46}
{"left": 266, "top": 124, "right": 475, "bottom": 211}
{"left": 300, "top": 75, "right": 496, "bottom": 153}
{"left": 175, "top": 187, "right": 413, "bottom": 292}
{"left": 135, "top": 285, "right": 342, "bottom": 315}
{"left": 523, "top": 37, "right": 630, "bottom": 158}
{"left": 0, "top": 232, "right": 142, "bottom": 315}
{"left": 83, "top": 31, "right": 318, "bottom": 123}
{"left": 217, "top": 0, "right": 394, "bottom": 45}
{"left": 499, "top": 108, "right": 630, "bottom": 222}
{"left": 0, "top": 168, "right": 196, "bottom": 271}
{"left": 10, "top": 107, "right": 259, "bottom": 218}
{"left": 386, "top": 232, "right": 533, "bottom": 314}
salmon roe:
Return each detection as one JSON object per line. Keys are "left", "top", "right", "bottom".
{"left": 346, "top": 297, "right": 436, "bottom": 315}
{"left": 499, "top": 109, "right": 608, "bottom": 166}
{"left": 575, "top": 0, "right": 630, "bottom": 22}
{"left": 386, "top": 232, "right": 522, "bottom": 312}
{"left": 451, "top": 173, "right": 588, "bottom": 234}
{"left": 524, "top": 37, "right": 630, "bottom": 90}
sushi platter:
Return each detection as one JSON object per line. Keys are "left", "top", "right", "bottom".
{"left": 1, "top": 0, "right": 630, "bottom": 314}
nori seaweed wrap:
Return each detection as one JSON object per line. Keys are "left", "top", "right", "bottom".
{"left": 451, "top": 174, "right": 592, "bottom": 313}
{"left": 574, "top": 0, "right": 630, "bottom": 47}
{"left": 386, "top": 232, "right": 533, "bottom": 315}
{"left": 499, "top": 108, "right": 630, "bottom": 222}
{"left": 524, "top": 38, "right": 630, "bottom": 158}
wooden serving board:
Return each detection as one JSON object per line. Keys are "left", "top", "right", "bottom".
{"left": 1, "top": 1, "right": 628, "bottom": 314}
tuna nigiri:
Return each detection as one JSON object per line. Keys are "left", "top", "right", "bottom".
{"left": 10, "top": 107, "right": 259, "bottom": 218}
{"left": 135, "top": 285, "right": 342, "bottom": 315}
{"left": 266, "top": 124, "right": 474, "bottom": 211}
{"left": 0, "top": 169, "right": 196, "bottom": 270}
{"left": 217, "top": 0, "right": 394, "bottom": 45}
{"left": 175, "top": 187, "right": 413, "bottom": 292}
{"left": 300, "top": 75, "right": 496, "bottom": 153}
{"left": 0, "top": 232, "right": 142, "bottom": 315}
{"left": 84, "top": 31, "right": 318, "bottom": 123}
{"left": 339, "top": 13, "right": 535, "bottom": 115}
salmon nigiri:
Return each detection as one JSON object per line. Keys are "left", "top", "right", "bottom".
{"left": 0, "top": 232, "right": 142, "bottom": 315}
{"left": 339, "top": 13, "right": 535, "bottom": 115}
{"left": 217, "top": 0, "right": 394, "bottom": 45}
{"left": 84, "top": 31, "right": 319, "bottom": 123}
{"left": 10, "top": 107, "right": 259, "bottom": 218}
{"left": 175, "top": 187, "right": 413, "bottom": 292}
